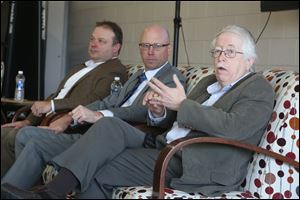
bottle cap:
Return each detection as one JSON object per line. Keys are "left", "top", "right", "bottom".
{"left": 114, "top": 77, "right": 120, "bottom": 81}
{"left": 18, "top": 71, "right": 23, "bottom": 74}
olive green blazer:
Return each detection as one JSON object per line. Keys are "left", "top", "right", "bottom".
{"left": 27, "top": 58, "right": 127, "bottom": 125}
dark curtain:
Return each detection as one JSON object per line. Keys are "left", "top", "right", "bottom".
{"left": 2, "top": 1, "right": 46, "bottom": 100}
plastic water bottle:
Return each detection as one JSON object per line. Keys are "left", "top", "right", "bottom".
{"left": 1, "top": 62, "right": 4, "bottom": 92}
{"left": 14, "top": 70, "right": 25, "bottom": 101}
{"left": 110, "top": 76, "right": 122, "bottom": 96}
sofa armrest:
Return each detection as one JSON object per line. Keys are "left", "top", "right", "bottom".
{"left": 40, "top": 109, "right": 70, "bottom": 126}
{"left": 11, "top": 105, "right": 33, "bottom": 122}
{"left": 152, "top": 137, "right": 300, "bottom": 199}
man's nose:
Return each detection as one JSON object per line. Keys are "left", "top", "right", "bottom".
{"left": 218, "top": 50, "right": 226, "bottom": 60}
{"left": 90, "top": 42, "right": 97, "bottom": 48}
{"left": 147, "top": 46, "right": 155, "bottom": 54}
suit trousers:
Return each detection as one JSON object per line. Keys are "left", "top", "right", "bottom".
{"left": 76, "top": 147, "right": 181, "bottom": 198}
{"left": 2, "top": 117, "right": 182, "bottom": 198}
{"left": 1, "top": 127, "right": 19, "bottom": 177}
{"left": 51, "top": 117, "right": 182, "bottom": 198}
{"left": 1, "top": 126, "right": 81, "bottom": 189}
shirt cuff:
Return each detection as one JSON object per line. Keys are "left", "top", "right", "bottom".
{"left": 51, "top": 100, "right": 55, "bottom": 112}
{"left": 99, "top": 110, "right": 114, "bottom": 117}
{"left": 148, "top": 107, "right": 167, "bottom": 124}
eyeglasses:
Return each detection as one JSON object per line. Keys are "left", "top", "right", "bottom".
{"left": 139, "top": 43, "right": 169, "bottom": 50}
{"left": 210, "top": 48, "right": 243, "bottom": 58}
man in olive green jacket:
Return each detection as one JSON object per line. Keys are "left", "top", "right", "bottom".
{"left": 1, "top": 21, "right": 127, "bottom": 177}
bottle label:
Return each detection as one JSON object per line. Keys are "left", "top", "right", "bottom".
{"left": 110, "top": 81, "right": 122, "bottom": 96}
{"left": 111, "top": 88, "right": 120, "bottom": 95}
{"left": 16, "top": 80, "right": 24, "bottom": 90}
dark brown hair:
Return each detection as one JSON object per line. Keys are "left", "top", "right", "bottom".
{"left": 96, "top": 21, "right": 123, "bottom": 54}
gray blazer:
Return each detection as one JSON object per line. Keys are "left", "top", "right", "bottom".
{"left": 86, "top": 62, "right": 186, "bottom": 126}
{"left": 156, "top": 73, "right": 275, "bottom": 196}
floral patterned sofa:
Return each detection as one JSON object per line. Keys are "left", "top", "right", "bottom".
{"left": 112, "top": 65, "right": 299, "bottom": 199}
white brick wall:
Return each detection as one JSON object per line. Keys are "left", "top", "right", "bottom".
{"left": 67, "top": 1, "right": 299, "bottom": 72}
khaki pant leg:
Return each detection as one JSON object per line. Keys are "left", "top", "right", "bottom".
{"left": 1, "top": 127, "right": 19, "bottom": 177}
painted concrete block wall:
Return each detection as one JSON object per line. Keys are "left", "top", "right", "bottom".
{"left": 67, "top": 1, "right": 299, "bottom": 72}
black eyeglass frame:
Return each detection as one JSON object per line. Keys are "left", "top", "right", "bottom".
{"left": 139, "top": 43, "right": 170, "bottom": 49}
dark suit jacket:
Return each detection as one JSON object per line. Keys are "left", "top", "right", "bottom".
{"left": 27, "top": 58, "right": 127, "bottom": 125}
{"left": 156, "top": 72, "right": 275, "bottom": 196}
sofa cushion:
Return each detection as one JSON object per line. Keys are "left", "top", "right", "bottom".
{"left": 112, "top": 186, "right": 258, "bottom": 199}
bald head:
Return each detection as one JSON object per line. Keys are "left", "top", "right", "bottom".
{"left": 139, "top": 24, "right": 171, "bottom": 70}
{"left": 140, "top": 24, "right": 170, "bottom": 44}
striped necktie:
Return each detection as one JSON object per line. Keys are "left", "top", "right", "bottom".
{"left": 118, "top": 72, "right": 147, "bottom": 106}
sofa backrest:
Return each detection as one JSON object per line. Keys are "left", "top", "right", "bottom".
{"left": 125, "top": 64, "right": 214, "bottom": 95}
{"left": 177, "top": 65, "right": 214, "bottom": 94}
{"left": 126, "top": 64, "right": 144, "bottom": 78}
{"left": 241, "top": 69, "right": 299, "bottom": 199}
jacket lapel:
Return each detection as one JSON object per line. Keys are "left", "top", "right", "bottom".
{"left": 114, "top": 69, "right": 143, "bottom": 106}
{"left": 63, "top": 58, "right": 120, "bottom": 97}
{"left": 131, "top": 62, "right": 173, "bottom": 105}
{"left": 52, "top": 63, "right": 86, "bottom": 98}
{"left": 213, "top": 72, "right": 255, "bottom": 107}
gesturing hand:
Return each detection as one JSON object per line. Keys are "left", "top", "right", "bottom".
{"left": 147, "top": 74, "right": 186, "bottom": 111}
{"left": 143, "top": 90, "right": 165, "bottom": 117}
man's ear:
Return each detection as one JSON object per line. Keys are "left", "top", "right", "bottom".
{"left": 246, "top": 58, "right": 255, "bottom": 71}
{"left": 167, "top": 43, "right": 172, "bottom": 56}
{"left": 113, "top": 43, "right": 121, "bottom": 55}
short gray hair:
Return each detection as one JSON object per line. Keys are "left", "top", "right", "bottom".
{"left": 212, "top": 25, "right": 257, "bottom": 66}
